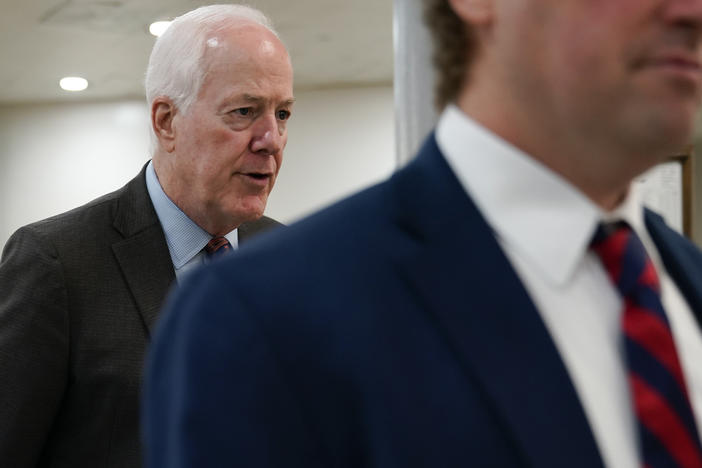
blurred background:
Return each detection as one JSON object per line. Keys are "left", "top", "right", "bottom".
{"left": 2, "top": 0, "right": 702, "bottom": 251}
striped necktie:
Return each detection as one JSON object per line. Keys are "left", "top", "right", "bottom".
{"left": 591, "top": 221, "right": 702, "bottom": 468}
{"left": 204, "top": 236, "right": 232, "bottom": 259}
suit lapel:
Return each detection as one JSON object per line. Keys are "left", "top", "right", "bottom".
{"left": 110, "top": 165, "right": 281, "bottom": 335}
{"left": 238, "top": 216, "right": 282, "bottom": 244}
{"left": 646, "top": 210, "right": 702, "bottom": 326}
{"left": 394, "top": 136, "right": 604, "bottom": 468}
{"left": 112, "top": 165, "right": 175, "bottom": 337}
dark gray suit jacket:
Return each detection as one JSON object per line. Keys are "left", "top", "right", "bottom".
{"left": 0, "top": 165, "right": 280, "bottom": 467}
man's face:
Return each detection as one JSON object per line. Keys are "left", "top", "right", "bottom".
{"left": 491, "top": 0, "right": 702, "bottom": 156}
{"left": 168, "top": 24, "right": 294, "bottom": 234}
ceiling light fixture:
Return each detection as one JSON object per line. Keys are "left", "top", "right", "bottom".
{"left": 59, "top": 76, "right": 89, "bottom": 92}
{"left": 149, "top": 21, "right": 172, "bottom": 37}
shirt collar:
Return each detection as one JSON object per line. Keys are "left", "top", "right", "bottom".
{"left": 145, "top": 161, "right": 238, "bottom": 270}
{"left": 436, "top": 104, "right": 649, "bottom": 287}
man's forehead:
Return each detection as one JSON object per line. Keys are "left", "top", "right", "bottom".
{"left": 205, "top": 20, "right": 280, "bottom": 52}
{"left": 202, "top": 28, "right": 290, "bottom": 72}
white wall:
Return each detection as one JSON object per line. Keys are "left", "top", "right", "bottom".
{"left": 0, "top": 101, "right": 152, "bottom": 250}
{"left": 0, "top": 86, "right": 395, "bottom": 250}
{"left": 266, "top": 86, "right": 395, "bottom": 222}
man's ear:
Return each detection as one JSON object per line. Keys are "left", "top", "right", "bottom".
{"left": 448, "top": 0, "right": 493, "bottom": 26}
{"left": 151, "top": 97, "right": 177, "bottom": 153}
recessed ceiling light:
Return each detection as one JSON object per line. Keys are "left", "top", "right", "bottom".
{"left": 59, "top": 76, "right": 89, "bottom": 92}
{"left": 149, "top": 21, "right": 172, "bottom": 37}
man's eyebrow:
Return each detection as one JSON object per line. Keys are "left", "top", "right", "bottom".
{"left": 241, "top": 94, "right": 264, "bottom": 104}
{"left": 240, "top": 94, "right": 296, "bottom": 107}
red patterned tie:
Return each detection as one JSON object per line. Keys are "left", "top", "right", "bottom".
{"left": 591, "top": 222, "right": 702, "bottom": 468}
{"left": 204, "top": 236, "right": 232, "bottom": 259}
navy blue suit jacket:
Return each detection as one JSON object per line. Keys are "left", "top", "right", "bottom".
{"left": 144, "top": 135, "right": 702, "bottom": 467}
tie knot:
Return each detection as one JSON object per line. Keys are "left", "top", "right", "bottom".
{"left": 205, "top": 236, "right": 232, "bottom": 258}
{"left": 591, "top": 221, "right": 659, "bottom": 297}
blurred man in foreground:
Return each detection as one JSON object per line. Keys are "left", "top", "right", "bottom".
{"left": 146, "top": 0, "right": 702, "bottom": 467}
{"left": 0, "top": 4, "right": 292, "bottom": 467}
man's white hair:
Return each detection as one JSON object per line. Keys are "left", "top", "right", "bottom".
{"left": 144, "top": 4, "right": 280, "bottom": 154}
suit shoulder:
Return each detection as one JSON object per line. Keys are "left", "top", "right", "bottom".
{"left": 11, "top": 169, "right": 149, "bottom": 243}
{"left": 207, "top": 175, "right": 412, "bottom": 308}
{"left": 244, "top": 177, "right": 397, "bottom": 255}
{"left": 238, "top": 215, "right": 284, "bottom": 244}
{"left": 30, "top": 191, "right": 119, "bottom": 232}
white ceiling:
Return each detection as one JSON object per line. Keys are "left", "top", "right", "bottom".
{"left": 0, "top": 0, "right": 394, "bottom": 104}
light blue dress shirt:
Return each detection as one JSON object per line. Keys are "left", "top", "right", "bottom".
{"left": 145, "top": 161, "right": 238, "bottom": 281}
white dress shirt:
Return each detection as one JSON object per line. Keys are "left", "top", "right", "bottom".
{"left": 145, "top": 161, "right": 238, "bottom": 281}
{"left": 436, "top": 104, "right": 702, "bottom": 468}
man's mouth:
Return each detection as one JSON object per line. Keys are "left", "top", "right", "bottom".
{"left": 238, "top": 172, "right": 272, "bottom": 185}
{"left": 246, "top": 172, "right": 269, "bottom": 180}
{"left": 637, "top": 51, "right": 702, "bottom": 84}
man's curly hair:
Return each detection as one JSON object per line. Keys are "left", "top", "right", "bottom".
{"left": 423, "top": 0, "right": 476, "bottom": 111}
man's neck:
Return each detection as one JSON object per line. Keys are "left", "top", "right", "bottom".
{"left": 455, "top": 92, "right": 667, "bottom": 212}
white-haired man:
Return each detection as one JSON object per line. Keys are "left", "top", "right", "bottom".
{"left": 0, "top": 4, "right": 293, "bottom": 467}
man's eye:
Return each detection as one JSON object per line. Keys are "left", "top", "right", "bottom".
{"left": 233, "top": 108, "right": 251, "bottom": 116}
{"left": 277, "top": 110, "right": 291, "bottom": 121}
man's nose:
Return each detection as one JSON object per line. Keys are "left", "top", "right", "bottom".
{"left": 250, "top": 113, "right": 283, "bottom": 155}
{"left": 664, "top": 0, "right": 702, "bottom": 32}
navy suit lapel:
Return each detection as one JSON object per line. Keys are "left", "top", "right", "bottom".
{"left": 646, "top": 210, "right": 702, "bottom": 326}
{"left": 112, "top": 166, "right": 175, "bottom": 337}
{"left": 394, "top": 136, "right": 604, "bottom": 468}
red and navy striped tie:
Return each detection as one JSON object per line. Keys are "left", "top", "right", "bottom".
{"left": 204, "top": 236, "right": 232, "bottom": 259}
{"left": 592, "top": 222, "right": 702, "bottom": 468}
